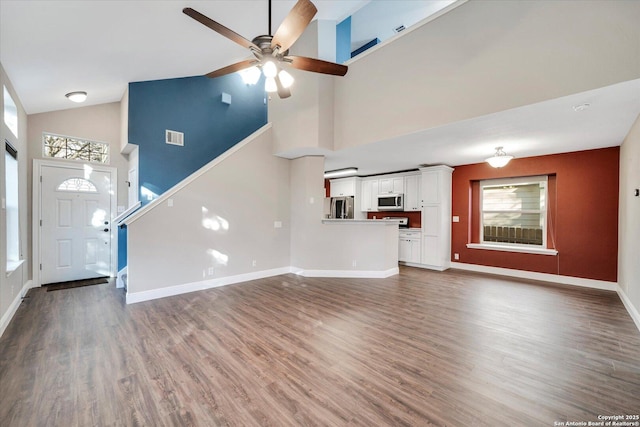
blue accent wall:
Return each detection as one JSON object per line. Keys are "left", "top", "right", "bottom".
{"left": 336, "top": 16, "right": 352, "bottom": 64}
{"left": 128, "top": 74, "right": 267, "bottom": 204}
{"left": 119, "top": 73, "right": 267, "bottom": 269}
{"left": 118, "top": 226, "right": 127, "bottom": 271}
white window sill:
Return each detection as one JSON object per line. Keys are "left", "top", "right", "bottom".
{"left": 466, "top": 243, "right": 558, "bottom": 256}
{"left": 6, "top": 259, "right": 25, "bottom": 277}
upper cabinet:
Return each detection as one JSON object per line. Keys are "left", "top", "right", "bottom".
{"left": 330, "top": 177, "right": 356, "bottom": 197}
{"left": 421, "top": 171, "right": 440, "bottom": 204}
{"left": 361, "top": 178, "right": 379, "bottom": 212}
{"left": 404, "top": 175, "right": 421, "bottom": 211}
{"left": 379, "top": 177, "right": 404, "bottom": 194}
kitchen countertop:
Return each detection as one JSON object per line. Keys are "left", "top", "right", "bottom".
{"left": 322, "top": 218, "right": 401, "bottom": 225}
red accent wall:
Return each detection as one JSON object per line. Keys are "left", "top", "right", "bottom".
{"left": 452, "top": 147, "right": 619, "bottom": 282}
{"left": 366, "top": 211, "right": 422, "bottom": 228}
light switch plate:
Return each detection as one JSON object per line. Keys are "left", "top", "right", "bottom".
{"left": 274, "top": 221, "right": 282, "bottom": 228}
{"left": 452, "top": 216, "right": 460, "bottom": 223}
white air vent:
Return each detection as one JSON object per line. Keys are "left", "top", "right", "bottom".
{"left": 394, "top": 25, "right": 406, "bottom": 33}
{"left": 166, "top": 129, "right": 184, "bottom": 146}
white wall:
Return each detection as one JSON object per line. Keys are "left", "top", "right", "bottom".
{"left": 27, "top": 102, "right": 129, "bottom": 212}
{"left": 335, "top": 0, "right": 640, "bottom": 151}
{"left": 1, "top": 62, "right": 30, "bottom": 335}
{"left": 126, "top": 126, "right": 291, "bottom": 295}
{"left": 269, "top": 20, "right": 336, "bottom": 157}
{"left": 618, "top": 114, "right": 640, "bottom": 324}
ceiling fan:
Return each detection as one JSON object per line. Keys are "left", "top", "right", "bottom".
{"left": 183, "top": 0, "right": 348, "bottom": 99}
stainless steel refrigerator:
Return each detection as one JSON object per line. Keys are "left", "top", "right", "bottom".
{"left": 330, "top": 196, "right": 354, "bottom": 219}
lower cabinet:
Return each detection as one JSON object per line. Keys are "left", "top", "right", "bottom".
{"left": 399, "top": 231, "right": 421, "bottom": 264}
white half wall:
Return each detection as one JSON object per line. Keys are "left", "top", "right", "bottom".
{"left": 618, "top": 114, "right": 640, "bottom": 328}
{"left": 289, "top": 156, "right": 399, "bottom": 273}
{"left": 126, "top": 125, "right": 291, "bottom": 295}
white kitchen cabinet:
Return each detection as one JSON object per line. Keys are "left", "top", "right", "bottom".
{"left": 404, "top": 175, "right": 421, "bottom": 211}
{"left": 399, "top": 230, "right": 421, "bottom": 263}
{"left": 420, "top": 166, "right": 453, "bottom": 271}
{"left": 379, "top": 177, "right": 404, "bottom": 194}
{"left": 360, "top": 178, "right": 379, "bottom": 212}
{"left": 421, "top": 171, "right": 440, "bottom": 204}
{"left": 330, "top": 177, "right": 356, "bottom": 197}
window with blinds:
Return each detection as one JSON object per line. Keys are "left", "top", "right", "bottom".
{"left": 480, "top": 176, "right": 547, "bottom": 247}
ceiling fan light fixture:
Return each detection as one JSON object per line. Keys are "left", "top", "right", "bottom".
{"left": 65, "top": 91, "right": 87, "bottom": 103}
{"left": 265, "top": 77, "right": 277, "bottom": 93}
{"left": 262, "top": 60, "right": 278, "bottom": 78}
{"left": 240, "top": 66, "right": 261, "bottom": 85}
{"left": 486, "top": 146, "right": 514, "bottom": 168}
{"left": 278, "top": 69, "right": 294, "bottom": 88}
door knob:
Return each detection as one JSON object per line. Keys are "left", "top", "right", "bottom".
{"left": 103, "top": 228, "right": 109, "bottom": 232}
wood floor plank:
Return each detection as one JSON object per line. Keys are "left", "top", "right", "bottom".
{"left": 1, "top": 267, "right": 639, "bottom": 426}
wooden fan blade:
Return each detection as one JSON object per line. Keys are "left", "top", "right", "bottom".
{"left": 275, "top": 75, "right": 292, "bottom": 99}
{"left": 286, "top": 56, "right": 348, "bottom": 76}
{"left": 183, "top": 8, "right": 259, "bottom": 51}
{"left": 205, "top": 60, "right": 257, "bottom": 78}
{"left": 271, "top": 0, "right": 317, "bottom": 52}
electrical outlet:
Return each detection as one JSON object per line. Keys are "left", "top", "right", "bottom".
{"left": 252, "top": 260, "right": 257, "bottom": 267}
{"left": 352, "top": 260, "right": 357, "bottom": 267}
{"left": 454, "top": 253, "right": 460, "bottom": 260}
{"left": 167, "top": 198, "right": 173, "bottom": 207}
{"left": 208, "top": 267, "right": 215, "bottom": 276}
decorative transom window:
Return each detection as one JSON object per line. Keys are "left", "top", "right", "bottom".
{"left": 43, "top": 133, "right": 109, "bottom": 164}
{"left": 480, "top": 176, "right": 548, "bottom": 247}
{"left": 57, "top": 178, "right": 98, "bottom": 193}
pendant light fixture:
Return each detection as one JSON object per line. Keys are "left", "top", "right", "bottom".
{"left": 486, "top": 147, "right": 513, "bottom": 168}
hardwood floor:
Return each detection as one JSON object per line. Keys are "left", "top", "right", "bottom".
{"left": 1, "top": 267, "right": 639, "bottom": 426}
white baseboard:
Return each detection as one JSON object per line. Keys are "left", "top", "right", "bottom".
{"left": 126, "top": 266, "right": 401, "bottom": 304}
{"left": 0, "top": 280, "right": 33, "bottom": 338}
{"left": 450, "top": 262, "right": 640, "bottom": 333}
{"left": 450, "top": 262, "right": 617, "bottom": 291}
{"left": 126, "top": 267, "right": 293, "bottom": 304}
{"left": 617, "top": 285, "right": 640, "bottom": 333}
{"left": 401, "top": 261, "right": 448, "bottom": 272}
{"left": 292, "top": 267, "right": 399, "bottom": 279}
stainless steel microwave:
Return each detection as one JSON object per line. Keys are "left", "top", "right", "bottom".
{"left": 377, "top": 194, "right": 404, "bottom": 211}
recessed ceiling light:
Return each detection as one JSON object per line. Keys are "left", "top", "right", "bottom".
{"left": 65, "top": 91, "right": 87, "bottom": 103}
{"left": 572, "top": 103, "right": 590, "bottom": 112}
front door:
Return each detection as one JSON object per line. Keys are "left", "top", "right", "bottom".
{"left": 40, "top": 164, "right": 114, "bottom": 284}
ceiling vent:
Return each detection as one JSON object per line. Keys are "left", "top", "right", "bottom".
{"left": 394, "top": 25, "right": 406, "bottom": 33}
{"left": 166, "top": 130, "right": 184, "bottom": 146}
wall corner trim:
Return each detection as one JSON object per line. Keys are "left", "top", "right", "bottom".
{"left": 124, "top": 123, "right": 273, "bottom": 226}
{"left": 617, "top": 285, "right": 640, "bottom": 333}
{"left": 0, "top": 280, "right": 33, "bottom": 338}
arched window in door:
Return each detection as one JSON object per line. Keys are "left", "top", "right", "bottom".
{"left": 57, "top": 178, "right": 98, "bottom": 193}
